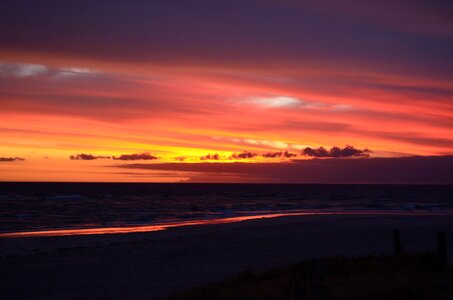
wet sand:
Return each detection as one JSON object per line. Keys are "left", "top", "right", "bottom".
{"left": 1, "top": 213, "right": 452, "bottom": 299}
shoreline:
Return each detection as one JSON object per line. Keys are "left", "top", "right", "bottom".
{"left": 1, "top": 213, "right": 452, "bottom": 299}
{"left": 2, "top": 210, "right": 453, "bottom": 238}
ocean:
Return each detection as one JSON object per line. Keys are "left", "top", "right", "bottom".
{"left": 1, "top": 183, "right": 452, "bottom": 235}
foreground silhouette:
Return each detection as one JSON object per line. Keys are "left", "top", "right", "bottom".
{"left": 168, "top": 253, "right": 452, "bottom": 300}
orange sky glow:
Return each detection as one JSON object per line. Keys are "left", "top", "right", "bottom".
{"left": 0, "top": 1, "right": 452, "bottom": 182}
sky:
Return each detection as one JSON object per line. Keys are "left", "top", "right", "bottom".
{"left": 0, "top": 0, "right": 452, "bottom": 183}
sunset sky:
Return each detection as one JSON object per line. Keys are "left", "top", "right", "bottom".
{"left": 1, "top": 0, "right": 452, "bottom": 183}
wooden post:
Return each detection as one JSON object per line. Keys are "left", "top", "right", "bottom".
{"left": 393, "top": 229, "right": 402, "bottom": 257}
{"left": 437, "top": 231, "right": 447, "bottom": 268}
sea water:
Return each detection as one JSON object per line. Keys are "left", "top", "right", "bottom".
{"left": 1, "top": 183, "right": 452, "bottom": 234}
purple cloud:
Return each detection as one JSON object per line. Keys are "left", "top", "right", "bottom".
{"left": 112, "top": 153, "right": 158, "bottom": 161}
{"left": 0, "top": 157, "right": 25, "bottom": 162}
{"left": 70, "top": 154, "right": 111, "bottom": 160}
{"left": 262, "top": 151, "right": 297, "bottom": 158}
{"left": 302, "top": 145, "right": 371, "bottom": 158}
{"left": 230, "top": 151, "right": 258, "bottom": 160}
{"left": 200, "top": 153, "right": 220, "bottom": 160}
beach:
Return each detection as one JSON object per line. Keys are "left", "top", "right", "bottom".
{"left": 1, "top": 213, "right": 452, "bottom": 299}
{"left": 2, "top": 0, "right": 453, "bottom": 298}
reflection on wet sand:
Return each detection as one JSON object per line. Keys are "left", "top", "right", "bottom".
{"left": 0, "top": 212, "right": 321, "bottom": 238}
{"left": 1, "top": 211, "right": 446, "bottom": 238}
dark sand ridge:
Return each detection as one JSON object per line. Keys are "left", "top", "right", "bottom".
{"left": 1, "top": 214, "right": 452, "bottom": 299}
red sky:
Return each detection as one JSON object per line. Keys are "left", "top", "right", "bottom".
{"left": 0, "top": 0, "right": 452, "bottom": 182}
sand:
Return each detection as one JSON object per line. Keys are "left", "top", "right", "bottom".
{"left": 1, "top": 213, "right": 452, "bottom": 299}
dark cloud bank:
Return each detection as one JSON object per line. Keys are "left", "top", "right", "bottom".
{"left": 118, "top": 156, "right": 453, "bottom": 184}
